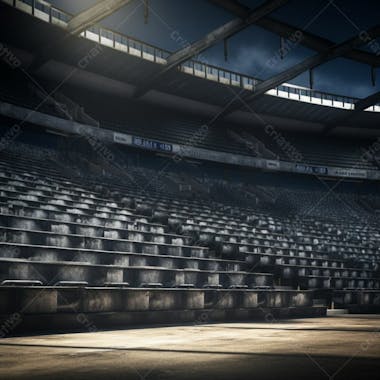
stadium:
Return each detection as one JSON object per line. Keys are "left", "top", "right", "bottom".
{"left": 0, "top": 0, "right": 380, "bottom": 378}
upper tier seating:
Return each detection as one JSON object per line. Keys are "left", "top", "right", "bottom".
{"left": 0, "top": 72, "right": 378, "bottom": 171}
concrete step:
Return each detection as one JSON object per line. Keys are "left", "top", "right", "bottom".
{"left": 327, "top": 308, "right": 349, "bottom": 316}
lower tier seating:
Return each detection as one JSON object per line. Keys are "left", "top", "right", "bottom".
{"left": 1, "top": 139, "right": 380, "bottom": 332}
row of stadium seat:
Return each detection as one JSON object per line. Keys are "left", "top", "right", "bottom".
{"left": 0, "top": 142, "right": 379, "bottom": 317}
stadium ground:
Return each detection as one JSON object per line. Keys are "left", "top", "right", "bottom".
{"left": 0, "top": 315, "right": 379, "bottom": 380}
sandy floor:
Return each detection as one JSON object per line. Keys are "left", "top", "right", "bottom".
{"left": 1, "top": 315, "right": 380, "bottom": 380}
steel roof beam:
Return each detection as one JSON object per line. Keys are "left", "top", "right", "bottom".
{"left": 232, "top": 25, "right": 380, "bottom": 114}
{"left": 209, "top": 0, "right": 380, "bottom": 67}
{"left": 133, "top": 0, "right": 289, "bottom": 98}
{"left": 67, "top": 0, "right": 134, "bottom": 35}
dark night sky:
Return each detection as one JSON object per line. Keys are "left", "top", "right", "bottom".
{"left": 50, "top": 0, "right": 380, "bottom": 99}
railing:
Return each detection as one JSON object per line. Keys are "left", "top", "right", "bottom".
{"left": 4, "top": 0, "right": 380, "bottom": 113}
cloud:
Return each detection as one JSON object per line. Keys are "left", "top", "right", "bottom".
{"left": 230, "top": 44, "right": 305, "bottom": 78}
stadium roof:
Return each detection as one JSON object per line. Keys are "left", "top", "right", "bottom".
{"left": 46, "top": 0, "right": 380, "bottom": 97}
{"left": 1, "top": 0, "right": 380, "bottom": 137}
